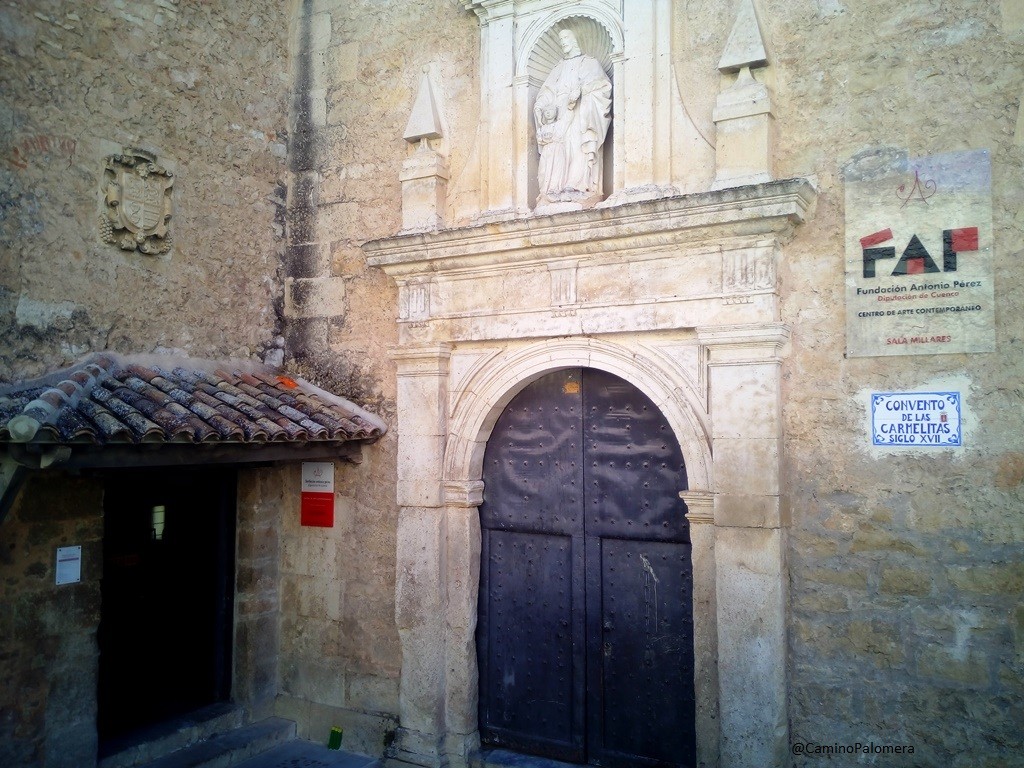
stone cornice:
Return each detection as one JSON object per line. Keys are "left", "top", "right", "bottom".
{"left": 697, "top": 323, "right": 791, "bottom": 364}
{"left": 390, "top": 344, "right": 453, "bottom": 376}
{"left": 461, "top": 0, "right": 514, "bottom": 22}
{"left": 681, "top": 490, "right": 715, "bottom": 525}
{"left": 364, "top": 178, "right": 816, "bottom": 277}
{"left": 444, "top": 480, "right": 485, "bottom": 508}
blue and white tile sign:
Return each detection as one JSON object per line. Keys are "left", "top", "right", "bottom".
{"left": 871, "top": 392, "right": 962, "bottom": 447}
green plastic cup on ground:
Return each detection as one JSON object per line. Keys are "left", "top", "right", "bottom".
{"left": 328, "top": 726, "right": 343, "bottom": 750}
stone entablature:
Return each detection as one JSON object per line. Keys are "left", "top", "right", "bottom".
{"left": 366, "top": 180, "right": 815, "bottom": 768}
{"left": 366, "top": 178, "right": 815, "bottom": 344}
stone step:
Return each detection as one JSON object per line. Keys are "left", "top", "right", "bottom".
{"left": 100, "top": 703, "right": 246, "bottom": 768}
{"left": 471, "top": 748, "right": 582, "bottom": 768}
{"left": 136, "top": 717, "right": 297, "bottom": 768}
{"left": 235, "top": 741, "right": 382, "bottom": 768}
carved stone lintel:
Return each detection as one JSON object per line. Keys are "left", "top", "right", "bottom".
{"left": 723, "top": 247, "right": 775, "bottom": 294}
{"left": 100, "top": 148, "right": 173, "bottom": 255}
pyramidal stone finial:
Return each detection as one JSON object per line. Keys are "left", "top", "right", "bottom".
{"left": 718, "top": 0, "right": 768, "bottom": 73}
{"left": 404, "top": 67, "right": 443, "bottom": 143}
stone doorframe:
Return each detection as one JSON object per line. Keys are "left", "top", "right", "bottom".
{"left": 364, "top": 180, "right": 816, "bottom": 768}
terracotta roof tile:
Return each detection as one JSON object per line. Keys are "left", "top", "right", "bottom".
{"left": 0, "top": 353, "right": 387, "bottom": 448}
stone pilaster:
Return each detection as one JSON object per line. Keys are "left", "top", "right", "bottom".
{"left": 711, "top": 67, "right": 774, "bottom": 190}
{"left": 400, "top": 143, "right": 449, "bottom": 233}
{"left": 393, "top": 345, "right": 451, "bottom": 508}
{"left": 681, "top": 490, "right": 720, "bottom": 768}
{"left": 389, "top": 345, "right": 452, "bottom": 768}
{"left": 698, "top": 325, "right": 789, "bottom": 768}
{"left": 443, "top": 480, "right": 484, "bottom": 768}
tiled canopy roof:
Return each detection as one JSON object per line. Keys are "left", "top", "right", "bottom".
{"left": 0, "top": 353, "right": 386, "bottom": 447}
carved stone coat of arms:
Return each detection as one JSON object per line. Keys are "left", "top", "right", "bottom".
{"left": 100, "top": 148, "right": 173, "bottom": 255}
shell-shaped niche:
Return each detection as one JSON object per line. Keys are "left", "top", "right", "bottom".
{"left": 527, "top": 15, "right": 613, "bottom": 84}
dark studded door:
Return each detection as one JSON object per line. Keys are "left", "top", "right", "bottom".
{"left": 478, "top": 368, "right": 696, "bottom": 768}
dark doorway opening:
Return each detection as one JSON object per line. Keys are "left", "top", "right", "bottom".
{"left": 477, "top": 368, "right": 696, "bottom": 768}
{"left": 98, "top": 468, "right": 236, "bottom": 746}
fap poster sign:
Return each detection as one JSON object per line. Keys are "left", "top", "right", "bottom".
{"left": 301, "top": 461, "right": 335, "bottom": 527}
{"left": 871, "top": 392, "right": 962, "bottom": 447}
{"left": 845, "top": 150, "right": 994, "bottom": 357}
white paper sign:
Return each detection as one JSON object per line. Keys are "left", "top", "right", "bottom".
{"left": 871, "top": 392, "right": 962, "bottom": 447}
{"left": 55, "top": 546, "right": 82, "bottom": 585}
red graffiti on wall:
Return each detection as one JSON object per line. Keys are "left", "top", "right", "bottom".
{"left": 6, "top": 135, "right": 77, "bottom": 170}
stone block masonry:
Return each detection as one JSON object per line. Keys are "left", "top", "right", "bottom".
{"left": 0, "top": 0, "right": 291, "bottom": 381}
{"left": 274, "top": 456, "right": 403, "bottom": 756}
{"left": 788, "top": 480, "right": 1024, "bottom": 765}
{"left": 0, "top": 473, "right": 103, "bottom": 768}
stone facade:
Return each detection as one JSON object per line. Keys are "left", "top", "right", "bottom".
{"left": 0, "top": 474, "right": 103, "bottom": 768}
{"left": 294, "top": 0, "right": 1024, "bottom": 766}
{"left": 0, "top": 0, "right": 291, "bottom": 380}
{"left": 0, "top": 1, "right": 398, "bottom": 765}
{"left": 1, "top": 1, "right": 1022, "bottom": 768}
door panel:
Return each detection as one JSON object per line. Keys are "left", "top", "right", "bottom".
{"left": 588, "top": 537, "right": 696, "bottom": 767}
{"left": 478, "top": 368, "right": 695, "bottom": 768}
{"left": 479, "top": 530, "right": 583, "bottom": 759}
{"left": 583, "top": 370, "right": 692, "bottom": 543}
{"left": 479, "top": 369, "right": 586, "bottom": 760}
{"left": 480, "top": 369, "right": 583, "bottom": 537}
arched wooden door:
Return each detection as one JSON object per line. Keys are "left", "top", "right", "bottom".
{"left": 477, "top": 368, "right": 696, "bottom": 768}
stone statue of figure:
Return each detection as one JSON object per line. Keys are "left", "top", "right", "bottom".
{"left": 534, "top": 29, "right": 612, "bottom": 208}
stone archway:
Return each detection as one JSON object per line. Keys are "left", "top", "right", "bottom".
{"left": 444, "top": 338, "right": 712, "bottom": 490}
{"left": 439, "top": 340, "right": 715, "bottom": 768}
{"left": 367, "top": 181, "right": 815, "bottom": 768}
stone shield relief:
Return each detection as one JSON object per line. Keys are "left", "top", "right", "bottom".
{"left": 100, "top": 148, "right": 173, "bottom": 255}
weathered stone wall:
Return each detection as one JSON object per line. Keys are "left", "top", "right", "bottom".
{"left": 277, "top": 0, "right": 477, "bottom": 751}
{"left": 274, "top": 457, "right": 400, "bottom": 755}
{"left": 0, "top": 0, "right": 291, "bottom": 381}
{"left": 282, "top": 0, "right": 477, "bottom": 395}
{"left": 0, "top": 473, "right": 103, "bottom": 768}
{"left": 770, "top": 2, "right": 1024, "bottom": 765}
{"left": 235, "top": 466, "right": 286, "bottom": 723}
{"left": 296, "top": 0, "right": 1024, "bottom": 764}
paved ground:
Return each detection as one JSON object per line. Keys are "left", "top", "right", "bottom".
{"left": 474, "top": 748, "right": 579, "bottom": 768}
{"left": 235, "top": 742, "right": 383, "bottom": 768}
{"left": 234, "top": 744, "right": 577, "bottom": 768}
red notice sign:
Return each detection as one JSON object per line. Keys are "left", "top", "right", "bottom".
{"left": 301, "top": 462, "right": 335, "bottom": 527}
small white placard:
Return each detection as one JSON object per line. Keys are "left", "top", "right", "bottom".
{"left": 871, "top": 392, "right": 962, "bottom": 447}
{"left": 55, "top": 546, "right": 82, "bottom": 585}
{"left": 301, "top": 461, "right": 335, "bottom": 493}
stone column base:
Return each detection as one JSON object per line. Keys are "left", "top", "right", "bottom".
{"left": 386, "top": 727, "right": 448, "bottom": 768}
